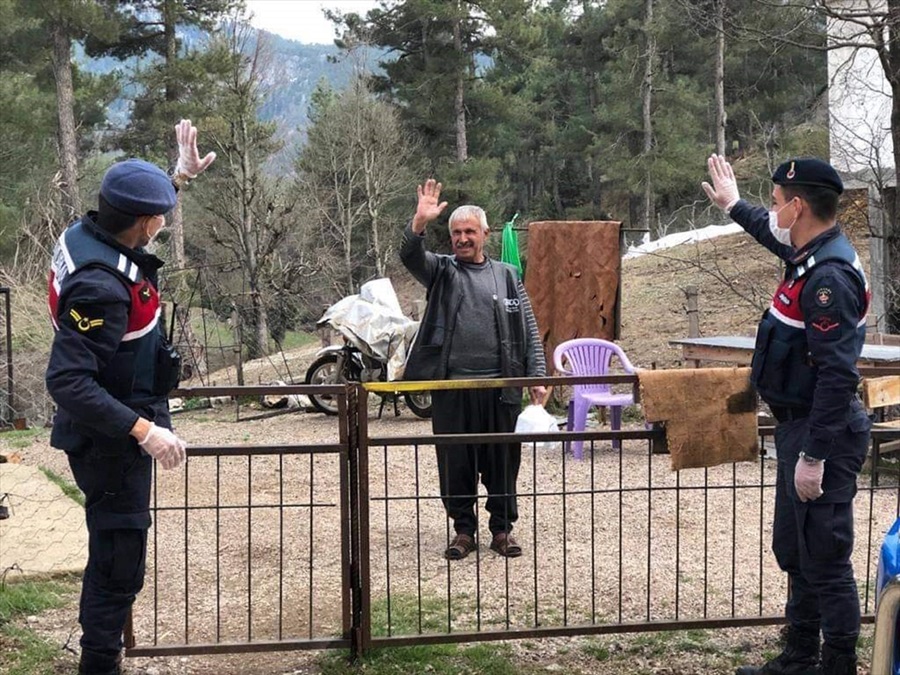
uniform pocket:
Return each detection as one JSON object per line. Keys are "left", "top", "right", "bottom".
{"left": 750, "top": 321, "right": 773, "bottom": 387}
{"left": 801, "top": 502, "right": 854, "bottom": 562}
{"left": 109, "top": 529, "right": 147, "bottom": 592}
{"left": 848, "top": 412, "right": 872, "bottom": 434}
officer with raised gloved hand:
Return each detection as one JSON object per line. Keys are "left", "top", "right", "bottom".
{"left": 703, "top": 155, "right": 872, "bottom": 675}
{"left": 46, "top": 120, "right": 215, "bottom": 675}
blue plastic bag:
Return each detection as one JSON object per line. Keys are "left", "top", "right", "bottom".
{"left": 876, "top": 517, "right": 900, "bottom": 674}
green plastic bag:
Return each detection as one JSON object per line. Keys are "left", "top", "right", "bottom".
{"left": 500, "top": 213, "right": 523, "bottom": 276}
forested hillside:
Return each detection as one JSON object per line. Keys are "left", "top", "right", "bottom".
{"left": 1, "top": 0, "right": 885, "bottom": 365}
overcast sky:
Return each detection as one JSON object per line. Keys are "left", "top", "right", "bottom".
{"left": 244, "top": 0, "right": 380, "bottom": 44}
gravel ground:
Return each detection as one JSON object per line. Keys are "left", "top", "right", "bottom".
{"left": 10, "top": 400, "right": 890, "bottom": 674}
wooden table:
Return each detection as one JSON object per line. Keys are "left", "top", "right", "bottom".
{"left": 670, "top": 335, "right": 900, "bottom": 375}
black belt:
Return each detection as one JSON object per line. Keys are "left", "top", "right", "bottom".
{"left": 770, "top": 405, "right": 811, "bottom": 423}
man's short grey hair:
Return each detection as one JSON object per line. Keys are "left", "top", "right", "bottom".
{"left": 448, "top": 205, "right": 489, "bottom": 233}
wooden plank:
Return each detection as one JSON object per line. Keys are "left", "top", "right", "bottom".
{"left": 876, "top": 440, "right": 900, "bottom": 455}
{"left": 862, "top": 376, "right": 900, "bottom": 409}
{"left": 873, "top": 420, "right": 900, "bottom": 430}
{"left": 679, "top": 344, "right": 753, "bottom": 365}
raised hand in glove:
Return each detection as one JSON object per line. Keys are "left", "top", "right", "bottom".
{"left": 794, "top": 455, "right": 825, "bottom": 502}
{"left": 701, "top": 154, "right": 741, "bottom": 213}
{"left": 138, "top": 422, "right": 187, "bottom": 470}
{"left": 173, "top": 119, "right": 216, "bottom": 185}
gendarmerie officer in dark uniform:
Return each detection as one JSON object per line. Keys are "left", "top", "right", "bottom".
{"left": 46, "top": 120, "right": 214, "bottom": 675}
{"left": 703, "top": 155, "right": 872, "bottom": 675}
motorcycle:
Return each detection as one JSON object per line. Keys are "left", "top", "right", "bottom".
{"left": 305, "top": 341, "right": 432, "bottom": 418}
{"left": 304, "top": 278, "right": 432, "bottom": 419}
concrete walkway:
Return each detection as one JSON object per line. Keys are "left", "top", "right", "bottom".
{"left": 0, "top": 463, "right": 86, "bottom": 577}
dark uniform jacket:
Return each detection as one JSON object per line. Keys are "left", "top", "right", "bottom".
{"left": 46, "top": 213, "right": 176, "bottom": 457}
{"left": 730, "top": 200, "right": 870, "bottom": 461}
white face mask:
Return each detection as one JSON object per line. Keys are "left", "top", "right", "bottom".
{"left": 768, "top": 200, "right": 797, "bottom": 247}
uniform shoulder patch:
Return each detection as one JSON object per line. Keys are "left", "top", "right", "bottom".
{"left": 69, "top": 308, "right": 104, "bottom": 332}
{"left": 814, "top": 286, "right": 833, "bottom": 307}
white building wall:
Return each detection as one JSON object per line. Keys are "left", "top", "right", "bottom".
{"left": 827, "top": 0, "right": 894, "bottom": 177}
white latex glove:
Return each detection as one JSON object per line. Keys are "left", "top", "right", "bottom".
{"left": 794, "top": 457, "right": 825, "bottom": 502}
{"left": 701, "top": 154, "right": 741, "bottom": 213}
{"left": 138, "top": 423, "right": 186, "bottom": 470}
{"left": 174, "top": 119, "right": 216, "bottom": 180}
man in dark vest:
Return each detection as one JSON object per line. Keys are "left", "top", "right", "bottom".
{"left": 46, "top": 120, "right": 215, "bottom": 675}
{"left": 401, "top": 179, "right": 547, "bottom": 561}
{"left": 703, "top": 155, "right": 871, "bottom": 675}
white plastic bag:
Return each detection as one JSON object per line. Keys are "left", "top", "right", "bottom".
{"left": 515, "top": 404, "right": 560, "bottom": 450}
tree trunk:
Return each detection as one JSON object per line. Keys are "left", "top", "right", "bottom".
{"left": 883, "top": 0, "right": 900, "bottom": 332}
{"left": 714, "top": 0, "right": 726, "bottom": 156}
{"left": 887, "top": 79, "right": 900, "bottom": 332}
{"left": 249, "top": 286, "right": 269, "bottom": 360}
{"left": 453, "top": 12, "right": 468, "bottom": 163}
{"left": 51, "top": 20, "right": 79, "bottom": 222}
{"left": 641, "top": 0, "right": 655, "bottom": 233}
{"left": 164, "top": 0, "right": 187, "bottom": 269}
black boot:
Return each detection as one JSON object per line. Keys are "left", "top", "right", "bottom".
{"left": 78, "top": 649, "right": 122, "bottom": 675}
{"left": 819, "top": 644, "right": 856, "bottom": 675}
{"left": 735, "top": 628, "right": 820, "bottom": 675}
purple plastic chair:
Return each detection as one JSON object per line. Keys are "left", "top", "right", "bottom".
{"left": 553, "top": 338, "right": 636, "bottom": 459}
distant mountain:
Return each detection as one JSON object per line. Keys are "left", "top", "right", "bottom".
{"left": 254, "top": 31, "right": 382, "bottom": 171}
{"left": 77, "top": 24, "right": 383, "bottom": 171}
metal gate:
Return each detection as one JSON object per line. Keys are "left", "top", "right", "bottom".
{"left": 127, "top": 376, "right": 900, "bottom": 660}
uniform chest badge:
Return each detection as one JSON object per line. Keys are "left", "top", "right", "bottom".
{"left": 139, "top": 284, "right": 152, "bottom": 303}
{"left": 69, "top": 308, "right": 103, "bottom": 332}
{"left": 815, "top": 287, "right": 833, "bottom": 307}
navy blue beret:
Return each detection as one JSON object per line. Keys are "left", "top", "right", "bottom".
{"left": 100, "top": 159, "right": 177, "bottom": 216}
{"left": 772, "top": 158, "right": 843, "bottom": 195}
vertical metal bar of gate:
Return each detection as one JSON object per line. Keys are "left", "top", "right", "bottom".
{"left": 356, "top": 385, "right": 372, "bottom": 657}
{"left": 338, "top": 389, "right": 352, "bottom": 638}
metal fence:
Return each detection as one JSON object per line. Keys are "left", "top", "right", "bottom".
{"left": 127, "top": 384, "right": 352, "bottom": 657}
{"left": 124, "top": 376, "right": 900, "bottom": 661}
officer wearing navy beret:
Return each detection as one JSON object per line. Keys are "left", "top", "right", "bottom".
{"left": 46, "top": 120, "right": 215, "bottom": 675}
{"left": 703, "top": 156, "right": 871, "bottom": 675}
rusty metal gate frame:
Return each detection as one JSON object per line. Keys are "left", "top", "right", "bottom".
{"left": 354, "top": 374, "right": 896, "bottom": 658}
{"left": 126, "top": 384, "right": 354, "bottom": 657}
{"left": 126, "top": 375, "right": 899, "bottom": 661}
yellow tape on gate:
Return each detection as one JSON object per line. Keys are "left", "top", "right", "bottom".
{"left": 363, "top": 378, "right": 510, "bottom": 393}
{"left": 363, "top": 375, "right": 587, "bottom": 394}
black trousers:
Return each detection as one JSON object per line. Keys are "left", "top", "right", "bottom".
{"left": 68, "top": 445, "right": 152, "bottom": 668}
{"left": 771, "top": 401, "right": 870, "bottom": 651}
{"left": 431, "top": 388, "right": 521, "bottom": 538}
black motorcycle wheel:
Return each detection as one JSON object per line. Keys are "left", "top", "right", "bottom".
{"left": 404, "top": 391, "right": 432, "bottom": 419}
{"left": 305, "top": 353, "right": 346, "bottom": 415}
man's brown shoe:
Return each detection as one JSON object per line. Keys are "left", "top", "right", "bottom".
{"left": 490, "top": 532, "right": 522, "bottom": 557}
{"left": 444, "top": 533, "right": 476, "bottom": 560}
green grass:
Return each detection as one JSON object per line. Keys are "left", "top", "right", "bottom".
{"left": 0, "top": 577, "right": 78, "bottom": 675}
{"left": 627, "top": 629, "right": 721, "bottom": 657}
{"left": 581, "top": 639, "right": 611, "bottom": 661}
{"left": 184, "top": 305, "right": 316, "bottom": 356}
{"left": 0, "top": 579, "right": 72, "bottom": 623}
{"left": 318, "top": 594, "right": 532, "bottom": 674}
{"left": 0, "top": 427, "right": 44, "bottom": 449}
{"left": 275, "top": 329, "right": 318, "bottom": 351}
{"left": 1, "top": 624, "right": 64, "bottom": 675}
{"left": 39, "top": 467, "right": 84, "bottom": 507}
